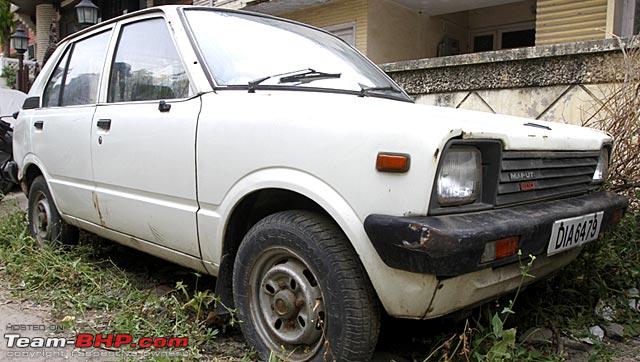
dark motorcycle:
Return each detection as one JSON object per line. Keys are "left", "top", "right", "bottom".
{"left": 0, "top": 112, "right": 18, "bottom": 198}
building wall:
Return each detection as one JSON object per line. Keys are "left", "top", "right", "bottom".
{"left": 367, "top": 0, "right": 428, "bottom": 63}
{"left": 281, "top": 0, "right": 368, "bottom": 54}
{"left": 468, "top": 0, "right": 535, "bottom": 30}
{"left": 536, "top": 0, "right": 608, "bottom": 45}
{"left": 366, "top": 0, "right": 470, "bottom": 64}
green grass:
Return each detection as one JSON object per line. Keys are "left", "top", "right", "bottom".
{"left": 0, "top": 204, "right": 637, "bottom": 361}
{"left": 0, "top": 211, "right": 248, "bottom": 360}
{"left": 418, "top": 212, "right": 639, "bottom": 362}
{"left": 511, "top": 212, "right": 640, "bottom": 357}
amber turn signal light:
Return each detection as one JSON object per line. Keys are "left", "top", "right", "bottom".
{"left": 376, "top": 153, "right": 410, "bottom": 173}
{"left": 480, "top": 236, "right": 520, "bottom": 263}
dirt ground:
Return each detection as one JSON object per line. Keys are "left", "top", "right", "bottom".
{"left": 1, "top": 192, "right": 638, "bottom": 361}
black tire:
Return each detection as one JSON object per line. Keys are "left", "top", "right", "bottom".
{"left": 27, "top": 176, "right": 79, "bottom": 246}
{"left": 0, "top": 180, "right": 13, "bottom": 197}
{"left": 233, "top": 210, "right": 380, "bottom": 362}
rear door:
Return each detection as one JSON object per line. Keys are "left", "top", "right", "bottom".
{"left": 90, "top": 16, "right": 201, "bottom": 257}
{"left": 30, "top": 29, "right": 113, "bottom": 224}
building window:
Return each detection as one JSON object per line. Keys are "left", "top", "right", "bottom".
{"left": 615, "top": 0, "right": 640, "bottom": 36}
{"left": 472, "top": 24, "right": 535, "bottom": 53}
{"left": 323, "top": 22, "right": 356, "bottom": 46}
{"left": 500, "top": 29, "right": 535, "bottom": 49}
{"left": 473, "top": 34, "right": 494, "bottom": 52}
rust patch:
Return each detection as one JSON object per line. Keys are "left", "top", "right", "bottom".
{"left": 402, "top": 225, "right": 457, "bottom": 250}
{"left": 128, "top": 237, "right": 141, "bottom": 247}
{"left": 404, "top": 224, "right": 433, "bottom": 247}
{"left": 92, "top": 192, "right": 106, "bottom": 227}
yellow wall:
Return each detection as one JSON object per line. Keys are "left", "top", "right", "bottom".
{"left": 282, "top": 0, "right": 369, "bottom": 53}
{"left": 536, "top": 0, "right": 608, "bottom": 45}
{"left": 366, "top": 0, "right": 469, "bottom": 64}
{"left": 367, "top": 0, "right": 428, "bottom": 63}
{"left": 468, "top": 0, "right": 536, "bottom": 30}
{"left": 280, "top": 0, "right": 609, "bottom": 63}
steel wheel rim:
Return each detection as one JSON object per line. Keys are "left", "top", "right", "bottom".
{"left": 31, "top": 190, "right": 52, "bottom": 245}
{"left": 249, "top": 247, "right": 326, "bottom": 360}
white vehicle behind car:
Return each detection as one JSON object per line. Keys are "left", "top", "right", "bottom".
{"left": 11, "top": 6, "right": 628, "bottom": 361}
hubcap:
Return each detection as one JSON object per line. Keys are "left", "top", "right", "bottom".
{"left": 250, "top": 248, "right": 326, "bottom": 360}
{"left": 31, "top": 191, "right": 52, "bottom": 245}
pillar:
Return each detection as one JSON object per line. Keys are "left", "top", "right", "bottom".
{"left": 35, "top": 2, "right": 57, "bottom": 64}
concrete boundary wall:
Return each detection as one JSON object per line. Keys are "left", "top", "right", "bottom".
{"left": 381, "top": 38, "right": 636, "bottom": 125}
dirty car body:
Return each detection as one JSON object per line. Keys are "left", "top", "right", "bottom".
{"left": 12, "top": 6, "right": 628, "bottom": 361}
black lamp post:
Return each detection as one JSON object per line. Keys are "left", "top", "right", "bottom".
{"left": 75, "top": 0, "right": 99, "bottom": 29}
{"left": 10, "top": 26, "right": 28, "bottom": 92}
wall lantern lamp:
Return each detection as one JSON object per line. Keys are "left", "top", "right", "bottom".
{"left": 10, "top": 26, "right": 28, "bottom": 92}
{"left": 75, "top": 0, "right": 99, "bottom": 27}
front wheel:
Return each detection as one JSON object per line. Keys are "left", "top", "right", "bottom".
{"left": 233, "top": 210, "right": 380, "bottom": 361}
{"left": 27, "top": 176, "right": 79, "bottom": 246}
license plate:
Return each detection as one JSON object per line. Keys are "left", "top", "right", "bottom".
{"left": 547, "top": 211, "right": 604, "bottom": 256}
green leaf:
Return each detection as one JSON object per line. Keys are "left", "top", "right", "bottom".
{"left": 492, "top": 314, "right": 504, "bottom": 338}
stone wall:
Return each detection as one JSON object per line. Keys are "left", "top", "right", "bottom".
{"left": 381, "top": 38, "right": 635, "bottom": 125}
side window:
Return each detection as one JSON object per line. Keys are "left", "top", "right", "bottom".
{"left": 42, "top": 31, "right": 111, "bottom": 108}
{"left": 108, "top": 18, "right": 190, "bottom": 103}
{"left": 42, "top": 50, "right": 70, "bottom": 107}
{"left": 62, "top": 31, "right": 112, "bottom": 106}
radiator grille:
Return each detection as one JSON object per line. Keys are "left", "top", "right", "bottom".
{"left": 497, "top": 151, "right": 599, "bottom": 206}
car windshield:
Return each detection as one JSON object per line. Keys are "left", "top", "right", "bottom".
{"left": 184, "top": 10, "right": 409, "bottom": 101}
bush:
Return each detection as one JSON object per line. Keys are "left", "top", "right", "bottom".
{"left": 582, "top": 36, "right": 640, "bottom": 210}
{"left": 1, "top": 64, "right": 15, "bottom": 89}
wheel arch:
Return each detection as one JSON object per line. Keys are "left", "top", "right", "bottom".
{"left": 18, "top": 156, "right": 65, "bottom": 219}
{"left": 211, "top": 169, "right": 383, "bottom": 313}
{"left": 19, "top": 156, "right": 48, "bottom": 194}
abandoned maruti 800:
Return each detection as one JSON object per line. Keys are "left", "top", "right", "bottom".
{"left": 10, "top": 6, "right": 628, "bottom": 361}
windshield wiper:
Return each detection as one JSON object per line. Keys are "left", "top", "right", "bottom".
{"left": 248, "top": 68, "right": 341, "bottom": 93}
{"left": 358, "top": 86, "right": 403, "bottom": 98}
{"left": 279, "top": 69, "right": 341, "bottom": 84}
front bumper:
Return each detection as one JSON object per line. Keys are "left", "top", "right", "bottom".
{"left": 364, "top": 191, "right": 628, "bottom": 277}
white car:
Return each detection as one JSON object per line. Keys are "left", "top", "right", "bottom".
{"left": 11, "top": 6, "right": 628, "bottom": 361}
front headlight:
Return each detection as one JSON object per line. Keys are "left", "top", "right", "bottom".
{"left": 437, "top": 147, "right": 482, "bottom": 206}
{"left": 593, "top": 148, "right": 609, "bottom": 182}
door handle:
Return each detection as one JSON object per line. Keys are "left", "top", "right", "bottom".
{"left": 34, "top": 121, "right": 44, "bottom": 130}
{"left": 97, "top": 119, "right": 111, "bottom": 131}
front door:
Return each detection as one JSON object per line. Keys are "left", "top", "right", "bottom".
{"left": 31, "top": 29, "right": 113, "bottom": 225}
{"left": 90, "top": 16, "right": 200, "bottom": 257}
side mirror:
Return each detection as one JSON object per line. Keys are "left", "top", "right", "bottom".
{"left": 22, "top": 96, "right": 40, "bottom": 110}
{"left": 12, "top": 111, "right": 19, "bottom": 119}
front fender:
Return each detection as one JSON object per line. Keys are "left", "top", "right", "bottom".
{"left": 197, "top": 167, "right": 440, "bottom": 318}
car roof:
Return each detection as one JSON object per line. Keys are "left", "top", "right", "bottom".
{"left": 58, "top": 5, "right": 326, "bottom": 45}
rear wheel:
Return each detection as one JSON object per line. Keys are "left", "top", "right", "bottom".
{"left": 233, "top": 210, "right": 380, "bottom": 361}
{"left": 0, "top": 180, "right": 13, "bottom": 199}
{"left": 27, "top": 176, "right": 78, "bottom": 246}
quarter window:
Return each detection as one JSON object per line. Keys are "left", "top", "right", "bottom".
{"left": 42, "top": 50, "right": 70, "bottom": 107}
{"left": 108, "top": 18, "right": 190, "bottom": 103}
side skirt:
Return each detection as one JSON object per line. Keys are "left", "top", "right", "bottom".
{"left": 64, "top": 215, "right": 214, "bottom": 275}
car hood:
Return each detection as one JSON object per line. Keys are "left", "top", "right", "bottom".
{"left": 213, "top": 90, "right": 611, "bottom": 151}
{"left": 411, "top": 102, "right": 610, "bottom": 151}
{"left": 335, "top": 92, "right": 608, "bottom": 151}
